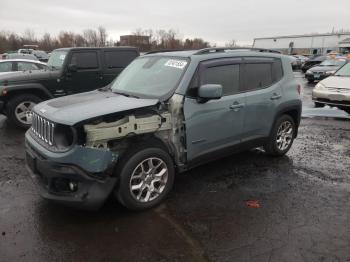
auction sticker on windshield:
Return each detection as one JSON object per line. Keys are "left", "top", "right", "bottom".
{"left": 165, "top": 59, "right": 187, "bottom": 69}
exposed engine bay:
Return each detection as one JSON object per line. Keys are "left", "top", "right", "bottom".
{"left": 82, "top": 94, "right": 187, "bottom": 168}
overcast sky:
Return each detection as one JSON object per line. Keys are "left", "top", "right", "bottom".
{"left": 1, "top": 0, "right": 350, "bottom": 45}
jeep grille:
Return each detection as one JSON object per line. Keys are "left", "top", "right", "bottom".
{"left": 31, "top": 112, "right": 55, "bottom": 146}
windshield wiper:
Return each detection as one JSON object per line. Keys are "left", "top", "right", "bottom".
{"left": 98, "top": 86, "right": 112, "bottom": 92}
{"left": 113, "top": 91, "right": 140, "bottom": 99}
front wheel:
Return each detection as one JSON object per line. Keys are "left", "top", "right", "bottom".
{"left": 7, "top": 94, "right": 42, "bottom": 129}
{"left": 115, "top": 147, "right": 175, "bottom": 211}
{"left": 264, "top": 115, "right": 296, "bottom": 156}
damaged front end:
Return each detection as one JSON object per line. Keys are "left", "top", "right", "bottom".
{"left": 25, "top": 94, "right": 187, "bottom": 210}
{"left": 82, "top": 94, "right": 187, "bottom": 170}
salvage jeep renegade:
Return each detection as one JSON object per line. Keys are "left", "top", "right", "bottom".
{"left": 25, "top": 48, "right": 302, "bottom": 210}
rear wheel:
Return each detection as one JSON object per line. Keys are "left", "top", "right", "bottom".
{"left": 264, "top": 115, "right": 296, "bottom": 156}
{"left": 115, "top": 147, "right": 175, "bottom": 211}
{"left": 7, "top": 94, "right": 42, "bottom": 129}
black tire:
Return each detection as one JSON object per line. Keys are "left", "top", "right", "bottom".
{"left": 307, "top": 79, "right": 314, "bottom": 84}
{"left": 264, "top": 115, "right": 296, "bottom": 157}
{"left": 7, "top": 94, "right": 42, "bottom": 129}
{"left": 314, "top": 102, "right": 325, "bottom": 108}
{"left": 115, "top": 147, "right": 175, "bottom": 211}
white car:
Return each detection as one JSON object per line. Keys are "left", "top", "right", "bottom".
{"left": 0, "top": 59, "right": 48, "bottom": 75}
{"left": 312, "top": 62, "right": 350, "bottom": 114}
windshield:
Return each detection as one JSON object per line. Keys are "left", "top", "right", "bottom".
{"left": 47, "top": 50, "right": 67, "bottom": 69}
{"left": 111, "top": 56, "right": 189, "bottom": 98}
{"left": 335, "top": 62, "right": 350, "bottom": 76}
{"left": 319, "top": 59, "right": 346, "bottom": 66}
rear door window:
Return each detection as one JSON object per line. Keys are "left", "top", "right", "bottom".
{"left": 70, "top": 51, "right": 99, "bottom": 69}
{"left": 104, "top": 51, "right": 138, "bottom": 69}
{"left": 242, "top": 57, "right": 283, "bottom": 91}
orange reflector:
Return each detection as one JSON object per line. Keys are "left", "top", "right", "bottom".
{"left": 245, "top": 200, "right": 260, "bottom": 208}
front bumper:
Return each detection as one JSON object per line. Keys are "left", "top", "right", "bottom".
{"left": 25, "top": 132, "right": 118, "bottom": 210}
{"left": 312, "top": 89, "right": 350, "bottom": 108}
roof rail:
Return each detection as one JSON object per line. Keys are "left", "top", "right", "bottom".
{"left": 145, "top": 49, "right": 187, "bottom": 55}
{"left": 193, "top": 47, "right": 281, "bottom": 55}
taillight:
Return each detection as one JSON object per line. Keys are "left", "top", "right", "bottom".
{"left": 297, "top": 84, "right": 301, "bottom": 95}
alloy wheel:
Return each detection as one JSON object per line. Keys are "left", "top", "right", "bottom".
{"left": 129, "top": 157, "right": 168, "bottom": 203}
{"left": 276, "top": 121, "right": 293, "bottom": 151}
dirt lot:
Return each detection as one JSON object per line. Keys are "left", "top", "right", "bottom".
{"left": 1, "top": 73, "right": 350, "bottom": 262}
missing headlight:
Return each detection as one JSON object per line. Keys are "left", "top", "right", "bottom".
{"left": 53, "top": 124, "right": 76, "bottom": 150}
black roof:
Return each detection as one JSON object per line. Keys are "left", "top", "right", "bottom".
{"left": 55, "top": 46, "right": 138, "bottom": 52}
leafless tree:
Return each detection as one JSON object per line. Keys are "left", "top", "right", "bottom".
{"left": 83, "top": 29, "right": 98, "bottom": 47}
{"left": 0, "top": 27, "right": 213, "bottom": 53}
{"left": 225, "top": 39, "right": 237, "bottom": 47}
{"left": 23, "top": 28, "right": 36, "bottom": 43}
{"left": 97, "top": 26, "right": 107, "bottom": 47}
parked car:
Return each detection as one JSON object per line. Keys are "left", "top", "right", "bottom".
{"left": 312, "top": 61, "right": 350, "bottom": 114}
{"left": 290, "top": 56, "right": 302, "bottom": 70}
{"left": 0, "top": 59, "right": 48, "bottom": 75}
{"left": 32, "top": 50, "right": 49, "bottom": 62}
{"left": 293, "top": 55, "right": 309, "bottom": 64}
{"left": 18, "top": 48, "right": 34, "bottom": 55}
{"left": 0, "top": 47, "right": 139, "bottom": 128}
{"left": 305, "top": 59, "right": 347, "bottom": 83}
{"left": 25, "top": 48, "right": 302, "bottom": 211}
{"left": 5, "top": 53, "right": 39, "bottom": 61}
{"left": 301, "top": 55, "right": 327, "bottom": 73}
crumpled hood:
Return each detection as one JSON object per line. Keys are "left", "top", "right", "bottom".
{"left": 0, "top": 69, "right": 57, "bottom": 83}
{"left": 34, "top": 90, "right": 159, "bottom": 126}
{"left": 320, "top": 76, "right": 350, "bottom": 89}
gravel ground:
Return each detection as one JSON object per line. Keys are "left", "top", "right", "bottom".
{"left": 0, "top": 73, "right": 349, "bottom": 262}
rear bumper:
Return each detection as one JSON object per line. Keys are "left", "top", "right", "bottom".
{"left": 25, "top": 131, "right": 119, "bottom": 210}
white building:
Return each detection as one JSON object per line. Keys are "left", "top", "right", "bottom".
{"left": 253, "top": 33, "right": 350, "bottom": 55}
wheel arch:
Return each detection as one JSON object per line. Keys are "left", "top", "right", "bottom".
{"left": 3, "top": 83, "right": 53, "bottom": 105}
{"left": 111, "top": 133, "right": 176, "bottom": 177}
{"left": 271, "top": 101, "right": 302, "bottom": 138}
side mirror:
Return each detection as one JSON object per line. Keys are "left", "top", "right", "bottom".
{"left": 68, "top": 64, "right": 77, "bottom": 72}
{"left": 198, "top": 84, "right": 223, "bottom": 102}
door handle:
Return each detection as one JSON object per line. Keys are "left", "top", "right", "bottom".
{"left": 229, "top": 102, "right": 245, "bottom": 110}
{"left": 270, "top": 93, "right": 282, "bottom": 100}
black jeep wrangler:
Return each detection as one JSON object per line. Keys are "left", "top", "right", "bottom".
{"left": 0, "top": 47, "right": 139, "bottom": 128}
